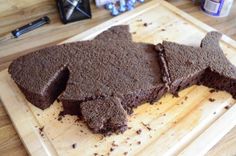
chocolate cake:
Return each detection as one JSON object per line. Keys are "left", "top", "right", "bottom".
{"left": 9, "top": 25, "right": 236, "bottom": 135}
{"left": 156, "top": 31, "right": 236, "bottom": 97}
{"left": 9, "top": 25, "right": 166, "bottom": 134}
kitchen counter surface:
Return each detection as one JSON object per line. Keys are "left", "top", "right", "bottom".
{"left": 0, "top": 0, "right": 235, "bottom": 155}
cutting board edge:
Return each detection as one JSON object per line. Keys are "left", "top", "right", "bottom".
{"left": 0, "top": 69, "right": 59, "bottom": 156}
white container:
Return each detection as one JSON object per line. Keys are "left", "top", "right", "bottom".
{"left": 201, "top": 0, "right": 234, "bottom": 17}
{"left": 95, "top": 0, "right": 119, "bottom": 7}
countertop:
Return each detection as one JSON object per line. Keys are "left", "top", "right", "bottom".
{"left": 0, "top": 0, "right": 235, "bottom": 155}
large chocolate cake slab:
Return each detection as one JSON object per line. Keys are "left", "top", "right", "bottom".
{"left": 9, "top": 25, "right": 236, "bottom": 135}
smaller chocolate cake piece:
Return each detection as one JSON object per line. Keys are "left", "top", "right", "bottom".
{"left": 80, "top": 97, "right": 127, "bottom": 135}
{"left": 156, "top": 31, "right": 236, "bottom": 97}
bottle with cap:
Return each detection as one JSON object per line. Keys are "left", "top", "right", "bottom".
{"left": 201, "top": 0, "right": 234, "bottom": 17}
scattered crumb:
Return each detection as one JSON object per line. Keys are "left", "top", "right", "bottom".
{"left": 112, "top": 141, "right": 118, "bottom": 147}
{"left": 126, "top": 137, "right": 130, "bottom": 140}
{"left": 213, "top": 112, "right": 216, "bottom": 115}
{"left": 156, "top": 108, "right": 159, "bottom": 110}
{"left": 163, "top": 113, "right": 166, "bottom": 116}
{"left": 137, "top": 141, "right": 141, "bottom": 145}
{"left": 94, "top": 153, "right": 98, "bottom": 156}
{"left": 159, "top": 102, "right": 162, "bottom": 105}
{"left": 80, "top": 130, "right": 84, "bottom": 133}
{"left": 209, "top": 89, "right": 216, "bottom": 93}
{"left": 58, "top": 111, "right": 65, "bottom": 121}
{"left": 132, "top": 32, "right": 137, "bottom": 35}
{"left": 224, "top": 105, "right": 230, "bottom": 110}
{"left": 37, "top": 113, "right": 40, "bottom": 116}
{"left": 72, "top": 143, "right": 77, "bottom": 149}
{"left": 209, "top": 98, "right": 215, "bottom": 102}
{"left": 184, "top": 96, "right": 188, "bottom": 100}
{"left": 110, "top": 147, "right": 114, "bottom": 152}
{"left": 128, "top": 127, "right": 132, "bottom": 130}
{"left": 94, "top": 145, "right": 98, "bottom": 148}
{"left": 143, "top": 23, "right": 148, "bottom": 27}
{"left": 136, "top": 129, "right": 142, "bottom": 135}
{"left": 161, "top": 28, "right": 166, "bottom": 31}
{"left": 141, "top": 122, "right": 152, "bottom": 131}
{"left": 129, "top": 143, "right": 132, "bottom": 146}
{"left": 124, "top": 152, "right": 128, "bottom": 155}
{"left": 39, "top": 126, "right": 44, "bottom": 137}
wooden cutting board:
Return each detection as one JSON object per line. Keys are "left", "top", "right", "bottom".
{"left": 0, "top": 0, "right": 236, "bottom": 155}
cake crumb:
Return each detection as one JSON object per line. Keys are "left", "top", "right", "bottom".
{"left": 143, "top": 23, "right": 148, "bottom": 27}
{"left": 136, "top": 129, "right": 142, "bottom": 135}
{"left": 112, "top": 141, "right": 118, "bottom": 147}
{"left": 110, "top": 147, "right": 114, "bottom": 152}
{"left": 72, "top": 143, "right": 77, "bottom": 149}
{"left": 224, "top": 105, "right": 230, "bottom": 110}
{"left": 141, "top": 122, "right": 152, "bottom": 131}
{"left": 184, "top": 96, "right": 188, "bottom": 100}
{"left": 58, "top": 111, "right": 65, "bottom": 121}
{"left": 124, "top": 152, "right": 128, "bottom": 155}
{"left": 137, "top": 141, "right": 141, "bottom": 145}
{"left": 39, "top": 126, "right": 44, "bottom": 137}
{"left": 132, "top": 32, "right": 137, "bottom": 35}
{"left": 209, "top": 89, "right": 216, "bottom": 93}
{"left": 161, "top": 29, "right": 166, "bottom": 31}
{"left": 94, "top": 153, "right": 98, "bottom": 156}
{"left": 209, "top": 98, "right": 215, "bottom": 102}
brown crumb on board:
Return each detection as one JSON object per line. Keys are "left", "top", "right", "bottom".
{"left": 209, "top": 89, "right": 216, "bottom": 93}
{"left": 58, "top": 111, "right": 65, "bottom": 121}
{"left": 161, "top": 28, "right": 166, "bottom": 31}
{"left": 132, "top": 32, "right": 137, "bottom": 35}
{"left": 141, "top": 122, "right": 151, "bottom": 131}
{"left": 136, "top": 129, "right": 142, "bottom": 135}
{"left": 39, "top": 126, "right": 44, "bottom": 137}
{"left": 110, "top": 147, "right": 114, "bottom": 152}
{"left": 143, "top": 23, "right": 148, "bottom": 27}
{"left": 209, "top": 98, "right": 215, "bottom": 102}
{"left": 184, "top": 96, "right": 188, "bottom": 100}
{"left": 137, "top": 141, "right": 141, "bottom": 145}
{"left": 224, "top": 105, "right": 230, "bottom": 110}
{"left": 124, "top": 152, "right": 128, "bottom": 155}
{"left": 72, "top": 143, "right": 77, "bottom": 149}
{"left": 112, "top": 141, "right": 118, "bottom": 147}
{"left": 94, "top": 153, "right": 98, "bottom": 156}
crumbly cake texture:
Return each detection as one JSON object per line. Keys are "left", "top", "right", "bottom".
{"left": 9, "top": 25, "right": 236, "bottom": 135}
{"left": 156, "top": 31, "right": 236, "bottom": 98}
{"left": 9, "top": 25, "right": 166, "bottom": 134}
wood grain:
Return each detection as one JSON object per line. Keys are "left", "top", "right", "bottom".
{"left": 0, "top": 0, "right": 236, "bottom": 156}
